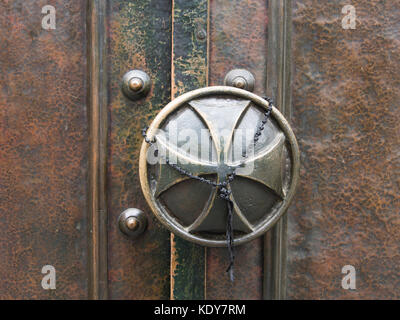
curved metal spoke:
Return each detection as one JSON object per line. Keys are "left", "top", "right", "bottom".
{"left": 234, "top": 132, "right": 286, "bottom": 198}
{"left": 150, "top": 99, "right": 284, "bottom": 236}
{"left": 186, "top": 187, "right": 218, "bottom": 232}
{"left": 154, "top": 135, "right": 217, "bottom": 197}
{"left": 189, "top": 98, "right": 251, "bottom": 157}
{"left": 231, "top": 196, "right": 255, "bottom": 233}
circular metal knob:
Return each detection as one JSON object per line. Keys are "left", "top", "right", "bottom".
{"left": 128, "top": 78, "right": 144, "bottom": 92}
{"left": 122, "top": 70, "right": 151, "bottom": 100}
{"left": 125, "top": 217, "right": 139, "bottom": 230}
{"left": 139, "top": 86, "right": 300, "bottom": 247}
{"left": 232, "top": 77, "right": 247, "bottom": 89}
{"left": 118, "top": 208, "right": 148, "bottom": 239}
{"left": 224, "top": 69, "right": 255, "bottom": 92}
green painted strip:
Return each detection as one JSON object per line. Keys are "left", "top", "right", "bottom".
{"left": 171, "top": 0, "right": 208, "bottom": 300}
{"left": 107, "top": 0, "right": 172, "bottom": 299}
{"left": 172, "top": 235, "right": 206, "bottom": 300}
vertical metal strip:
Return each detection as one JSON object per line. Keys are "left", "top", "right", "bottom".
{"left": 170, "top": 0, "right": 209, "bottom": 300}
{"left": 264, "top": 0, "right": 292, "bottom": 300}
{"left": 206, "top": 0, "right": 267, "bottom": 299}
{"left": 87, "top": 0, "right": 108, "bottom": 300}
{"left": 107, "top": 0, "right": 172, "bottom": 299}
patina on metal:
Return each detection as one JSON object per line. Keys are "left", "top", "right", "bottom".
{"left": 118, "top": 208, "right": 148, "bottom": 239}
{"left": 107, "top": 0, "right": 172, "bottom": 300}
{"left": 170, "top": 0, "right": 209, "bottom": 300}
{"left": 139, "top": 86, "right": 299, "bottom": 247}
{"left": 121, "top": 70, "right": 151, "bottom": 100}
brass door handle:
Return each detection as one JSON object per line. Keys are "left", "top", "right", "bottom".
{"left": 133, "top": 70, "right": 300, "bottom": 247}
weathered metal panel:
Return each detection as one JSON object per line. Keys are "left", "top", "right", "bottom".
{"left": 106, "top": 0, "right": 172, "bottom": 299}
{"left": 206, "top": 0, "right": 269, "bottom": 300}
{"left": 288, "top": 0, "right": 400, "bottom": 299}
{"left": 264, "top": 0, "right": 292, "bottom": 300}
{"left": 87, "top": 0, "right": 109, "bottom": 300}
{"left": 170, "top": 0, "right": 208, "bottom": 300}
{"left": 0, "top": 0, "right": 89, "bottom": 299}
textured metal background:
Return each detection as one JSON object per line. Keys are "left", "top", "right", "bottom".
{"left": 287, "top": 0, "right": 400, "bottom": 299}
{"left": 106, "top": 0, "right": 172, "bottom": 299}
{"left": 2, "top": 0, "right": 399, "bottom": 300}
{"left": 206, "top": 0, "right": 269, "bottom": 300}
{"left": 170, "top": 0, "right": 208, "bottom": 300}
{"left": 0, "top": 0, "right": 89, "bottom": 299}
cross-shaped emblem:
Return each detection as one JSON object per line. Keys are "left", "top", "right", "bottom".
{"left": 150, "top": 97, "right": 286, "bottom": 234}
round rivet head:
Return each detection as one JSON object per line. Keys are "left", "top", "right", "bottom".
{"left": 122, "top": 70, "right": 151, "bottom": 100}
{"left": 224, "top": 69, "right": 255, "bottom": 92}
{"left": 232, "top": 76, "right": 247, "bottom": 89}
{"left": 118, "top": 208, "right": 148, "bottom": 239}
{"left": 125, "top": 217, "right": 139, "bottom": 230}
{"left": 196, "top": 28, "right": 207, "bottom": 41}
{"left": 128, "top": 78, "right": 144, "bottom": 92}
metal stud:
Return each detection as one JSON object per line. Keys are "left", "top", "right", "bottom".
{"left": 224, "top": 69, "right": 255, "bottom": 92}
{"left": 128, "top": 78, "right": 144, "bottom": 92}
{"left": 122, "top": 70, "right": 151, "bottom": 100}
{"left": 196, "top": 28, "right": 207, "bottom": 41}
{"left": 232, "top": 77, "right": 247, "bottom": 89}
{"left": 118, "top": 208, "right": 148, "bottom": 239}
{"left": 125, "top": 217, "right": 139, "bottom": 230}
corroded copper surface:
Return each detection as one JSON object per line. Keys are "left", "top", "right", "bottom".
{"left": 0, "top": 1, "right": 88, "bottom": 298}
{"left": 206, "top": 239, "right": 264, "bottom": 300}
{"left": 170, "top": 0, "right": 208, "bottom": 300}
{"left": 106, "top": 0, "right": 172, "bottom": 299}
{"left": 207, "top": 0, "right": 268, "bottom": 299}
{"left": 209, "top": 0, "right": 269, "bottom": 95}
{"left": 288, "top": 0, "right": 400, "bottom": 299}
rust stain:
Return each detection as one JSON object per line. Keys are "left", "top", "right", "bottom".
{"left": 106, "top": 0, "right": 172, "bottom": 299}
{"left": 170, "top": 0, "right": 208, "bottom": 300}
{"left": 0, "top": 0, "right": 89, "bottom": 299}
{"left": 288, "top": 0, "right": 400, "bottom": 299}
{"left": 206, "top": 0, "right": 268, "bottom": 300}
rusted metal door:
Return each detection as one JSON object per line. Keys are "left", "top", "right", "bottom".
{"left": 1, "top": 0, "right": 399, "bottom": 300}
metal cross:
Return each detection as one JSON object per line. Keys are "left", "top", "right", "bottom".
{"left": 151, "top": 97, "right": 286, "bottom": 234}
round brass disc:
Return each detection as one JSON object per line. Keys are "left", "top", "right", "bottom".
{"left": 139, "top": 86, "right": 300, "bottom": 247}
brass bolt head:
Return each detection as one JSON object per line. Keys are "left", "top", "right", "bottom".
{"left": 125, "top": 217, "right": 139, "bottom": 230}
{"left": 196, "top": 28, "right": 207, "bottom": 40}
{"left": 122, "top": 70, "right": 151, "bottom": 100}
{"left": 129, "top": 77, "right": 144, "bottom": 92}
{"left": 118, "top": 208, "right": 148, "bottom": 239}
{"left": 224, "top": 69, "right": 255, "bottom": 92}
{"left": 233, "top": 77, "right": 247, "bottom": 89}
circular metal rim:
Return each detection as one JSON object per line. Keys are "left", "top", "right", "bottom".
{"left": 139, "top": 86, "right": 300, "bottom": 247}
